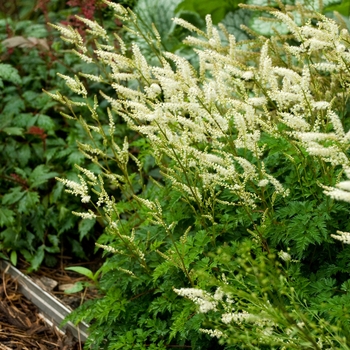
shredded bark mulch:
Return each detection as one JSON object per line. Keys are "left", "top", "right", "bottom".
{"left": 0, "top": 256, "right": 103, "bottom": 350}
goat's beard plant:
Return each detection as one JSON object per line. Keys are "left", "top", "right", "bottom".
{"left": 50, "top": 1, "right": 350, "bottom": 349}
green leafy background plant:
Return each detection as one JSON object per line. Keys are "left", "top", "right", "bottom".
{"left": 0, "top": 0, "right": 117, "bottom": 269}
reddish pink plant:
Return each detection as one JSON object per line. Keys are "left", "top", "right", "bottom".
{"left": 28, "top": 126, "right": 47, "bottom": 151}
{"left": 10, "top": 173, "right": 28, "bottom": 189}
{"left": 35, "top": 0, "right": 50, "bottom": 24}
{"left": 63, "top": 0, "right": 108, "bottom": 34}
{"left": 67, "top": 0, "right": 96, "bottom": 20}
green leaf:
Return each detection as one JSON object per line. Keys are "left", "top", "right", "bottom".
{"left": 22, "top": 93, "right": 57, "bottom": 114}
{"left": 44, "top": 245, "right": 60, "bottom": 253}
{"left": 175, "top": 0, "right": 239, "bottom": 24}
{"left": 29, "top": 164, "right": 59, "bottom": 188}
{"left": 324, "top": 1, "right": 350, "bottom": 15}
{"left": 51, "top": 182, "right": 64, "bottom": 203}
{"left": 68, "top": 238, "right": 87, "bottom": 259}
{"left": 29, "top": 246, "right": 45, "bottom": 271}
{"left": 2, "top": 127, "right": 24, "bottom": 136}
{"left": 2, "top": 97, "right": 25, "bottom": 117}
{"left": 0, "top": 252, "right": 8, "bottom": 260}
{"left": 67, "top": 150, "right": 85, "bottom": 166}
{"left": 63, "top": 281, "right": 87, "bottom": 294}
{"left": 43, "top": 234, "right": 60, "bottom": 253}
{"left": 341, "top": 280, "right": 350, "bottom": 292}
{"left": 47, "top": 234, "right": 59, "bottom": 248}
{"left": 22, "top": 91, "right": 40, "bottom": 106}
{"left": 13, "top": 113, "right": 36, "bottom": 128}
{"left": 13, "top": 167, "right": 28, "bottom": 181}
{"left": 24, "top": 23, "right": 48, "bottom": 38}
{"left": 130, "top": 0, "right": 183, "bottom": 61}
{"left": 78, "top": 218, "right": 96, "bottom": 241}
{"left": 10, "top": 251, "right": 17, "bottom": 266}
{"left": 1, "top": 227, "right": 18, "bottom": 248}
{"left": 18, "top": 191, "right": 40, "bottom": 214}
{"left": 221, "top": 9, "right": 250, "bottom": 42}
{"left": 58, "top": 215, "right": 76, "bottom": 234}
{"left": 0, "top": 208, "right": 15, "bottom": 227}
{"left": 0, "top": 63, "right": 22, "bottom": 85}
{"left": 66, "top": 266, "right": 95, "bottom": 280}
{"left": 18, "top": 144, "right": 31, "bottom": 167}
{"left": 37, "top": 114, "right": 56, "bottom": 130}
{"left": 2, "top": 187, "right": 26, "bottom": 205}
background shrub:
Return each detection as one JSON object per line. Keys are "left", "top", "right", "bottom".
{"left": 0, "top": 0, "right": 117, "bottom": 269}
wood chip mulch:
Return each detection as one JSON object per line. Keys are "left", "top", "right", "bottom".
{"left": 0, "top": 268, "right": 85, "bottom": 350}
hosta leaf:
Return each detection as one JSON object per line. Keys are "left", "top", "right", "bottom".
{"left": 221, "top": 9, "right": 250, "bottom": 41}
{"left": 130, "top": 0, "right": 183, "bottom": 62}
{"left": 175, "top": 0, "right": 240, "bottom": 24}
{"left": 324, "top": 1, "right": 350, "bottom": 15}
{"left": 250, "top": 15, "right": 289, "bottom": 36}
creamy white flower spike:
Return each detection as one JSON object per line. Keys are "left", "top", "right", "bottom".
{"left": 56, "top": 176, "right": 90, "bottom": 203}
{"left": 173, "top": 288, "right": 218, "bottom": 313}
{"left": 199, "top": 328, "right": 225, "bottom": 339}
{"left": 331, "top": 230, "right": 350, "bottom": 244}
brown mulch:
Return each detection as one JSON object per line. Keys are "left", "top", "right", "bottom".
{"left": 0, "top": 273, "right": 82, "bottom": 349}
{"left": 0, "top": 257, "right": 101, "bottom": 350}
{"left": 28, "top": 258, "right": 101, "bottom": 310}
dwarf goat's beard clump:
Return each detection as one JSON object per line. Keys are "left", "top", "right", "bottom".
{"left": 51, "top": 1, "right": 350, "bottom": 349}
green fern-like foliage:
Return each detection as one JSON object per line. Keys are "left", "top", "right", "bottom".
{"left": 55, "top": 0, "right": 350, "bottom": 349}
